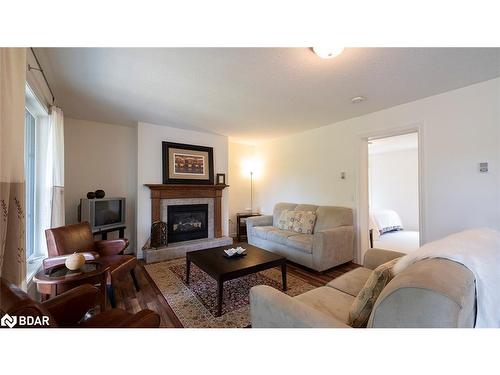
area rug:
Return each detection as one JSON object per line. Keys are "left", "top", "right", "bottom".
{"left": 144, "top": 258, "right": 316, "bottom": 328}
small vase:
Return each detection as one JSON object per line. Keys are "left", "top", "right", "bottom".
{"left": 95, "top": 189, "right": 105, "bottom": 199}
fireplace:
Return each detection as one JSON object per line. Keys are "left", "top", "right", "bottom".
{"left": 167, "top": 204, "right": 208, "bottom": 243}
{"left": 143, "top": 184, "right": 232, "bottom": 263}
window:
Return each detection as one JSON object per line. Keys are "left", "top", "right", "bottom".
{"left": 24, "top": 83, "right": 49, "bottom": 280}
{"left": 24, "top": 108, "right": 36, "bottom": 262}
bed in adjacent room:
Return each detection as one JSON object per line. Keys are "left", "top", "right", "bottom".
{"left": 370, "top": 209, "right": 420, "bottom": 253}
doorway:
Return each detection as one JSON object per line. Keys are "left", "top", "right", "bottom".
{"left": 366, "top": 131, "right": 421, "bottom": 253}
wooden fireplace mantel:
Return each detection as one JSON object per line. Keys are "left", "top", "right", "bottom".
{"left": 144, "top": 184, "right": 229, "bottom": 238}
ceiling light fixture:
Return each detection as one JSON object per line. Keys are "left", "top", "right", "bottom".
{"left": 351, "top": 96, "right": 366, "bottom": 104}
{"left": 311, "top": 47, "right": 344, "bottom": 59}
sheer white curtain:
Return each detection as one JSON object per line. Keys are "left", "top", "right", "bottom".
{"left": 35, "top": 116, "right": 50, "bottom": 257}
{"left": 48, "top": 106, "right": 65, "bottom": 228}
{"left": 35, "top": 106, "right": 65, "bottom": 257}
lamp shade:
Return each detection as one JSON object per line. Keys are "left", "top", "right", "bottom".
{"left": 312, "top": 47, "right": 344, "bottom": 59}
{"left": 241, "top": 157, "right": 262, "bottom": 178}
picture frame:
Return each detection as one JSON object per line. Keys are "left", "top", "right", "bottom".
{"left": 162, "top": 141, "right": 214, "bottom": 185}
{"left": 216, "top": 173, "right": 226, "bottom": 185}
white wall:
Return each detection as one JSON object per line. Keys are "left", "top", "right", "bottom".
{"left": 369, "top": 148, "right": 419, "bottom": 230}
{"left": 228, "top": 142, "right": 256, "bottom": 236}
{"left": 64, "top": 118, "right": 137, "bottom": 251}
{"left": 254, "top": 78, "right": 500, "bottom": 260}
{"left": 137, "top": 122, "right": 229, "bottom": 258}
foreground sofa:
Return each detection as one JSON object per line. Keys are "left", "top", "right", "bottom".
{"left": 250, "top": 248, "right": 476, "bottom": 328}
{"left": 246, "top": 202, "right": 354, "bottom": 272}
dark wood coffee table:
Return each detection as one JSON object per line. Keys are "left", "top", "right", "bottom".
{"left": 186, "top": 244, "right": 287, "bottom": 317}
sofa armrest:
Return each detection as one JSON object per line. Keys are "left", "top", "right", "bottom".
{"left": 79, "top": 308, "right": 161, "bottom": 328}
{"left": 42, "top": 284, "right": 98, "bottom": 327}
{"left": 246, "top": 215, "right": 273, "bottom": 228}
{"left": 363, "top": 248, "right": 406, "bottom": 270}
{"left": 246, "top": 215, "right": 273, "bottom": 244}
{"left": 94, "top": 239, "right": 129, "bottom": 256}
{"left": 119, "top": 309, "right": 161, "bottom": 328}
{"left": 312, "top": 226, "right": 354, "bottom": 271}
{"left": 250, "top": 285, "right": 350, "bottom": 328}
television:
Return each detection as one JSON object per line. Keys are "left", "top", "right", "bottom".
{"left": 79, "top": 197, "right": 126, "bottom": 232}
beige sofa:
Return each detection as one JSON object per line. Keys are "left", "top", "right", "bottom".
{"left": 250, "top": 248, "right": 477, "bottom": 328}
{"left": 246, "top": 202, "right": 354, "bottom": 272}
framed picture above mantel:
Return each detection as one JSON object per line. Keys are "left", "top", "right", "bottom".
{"left": 162, "top": 141, "right": 214, "bottom": 185}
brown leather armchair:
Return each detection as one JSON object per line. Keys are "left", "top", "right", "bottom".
{"left": 45, "top": 222, "right": 138, "bottom": 307}
{"left": 0, "top": 278, "right": 160, "bottom": 328}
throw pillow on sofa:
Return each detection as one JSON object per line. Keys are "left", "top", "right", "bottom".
{"left": 276, "top": 210, "right": 296, "bottom": 230}
{"left": 348, "top": 257, "right": 401, "bottom": 328}
{"left": 292, "top": 211, "right": 317, "bottom": 234}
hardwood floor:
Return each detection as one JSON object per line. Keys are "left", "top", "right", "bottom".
{"left": 110, "top": 261, "right": 182, "bottom": 327}
{"left": 110, "top": 255, "right": 360, "bottom": 328}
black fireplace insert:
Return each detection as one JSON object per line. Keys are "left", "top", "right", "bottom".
{"left": 167, "top": 204, "right": 208, "bottom": 243}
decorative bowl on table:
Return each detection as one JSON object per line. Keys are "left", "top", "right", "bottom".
{"left": 65, "top": 252, "right": 86, "bottom": 270}
{"left": 223, "top": 246, "right": 246, "bottom": 258}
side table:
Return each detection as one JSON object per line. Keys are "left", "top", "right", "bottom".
{"left": 33, "top": 260, "right": 109, "bottom": 312}
{"left": 236, "top": 212, "right": 262, "bottom": 242}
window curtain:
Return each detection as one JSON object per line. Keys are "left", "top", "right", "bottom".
{"left": 35, "top": 106, "right": 65, "bottom": 258}
{"left": 48, "top": 106, "right": 65, "bottom": 228}
{"left": 0, "top": 48, "right": 27, "bottom": 287}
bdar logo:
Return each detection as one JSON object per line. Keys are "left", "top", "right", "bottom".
{"left": 1, "top": 314, "right": 49, "bottom": 327}
{"left": 1, "top": 313, "right": 17, "bottom": 328}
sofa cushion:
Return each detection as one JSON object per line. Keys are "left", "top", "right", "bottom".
{"left": 296, "top": 286, "right": 355, "bottom": 323}
{"left": 314, "top": 206, "right": 353, "bottom": 232}
{"left": 253, "top": 226, "right": 276, "bottom": 240}
{"left": 292, "top": 211, "right": 317, "bottom": 234}
{"left": 276, "top": 210, "right": 296, "bottom": 231}
{"left": 287, "top": 234, "right": 313, "bottom": 254}
{"left": 267, "top": 229, "right": 296, "bottom": 245}
{"left": 295, "top": 204, "right": 318, "bottom": 213}
{"left": 348, "top": 257, "right": 400, "bottom": 328}
{"left": 273, "top": 203, "right": 298, "bottom": 227}
{"left": 327, "top": 267, "right": 373, "bottom": 297}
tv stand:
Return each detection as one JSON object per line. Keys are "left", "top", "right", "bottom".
{"left": 93, "top": 226, "right": 126, "bottom": 240}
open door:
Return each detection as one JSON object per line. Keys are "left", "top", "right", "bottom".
{"left": 367, "top": 132, "right": 420, "bottom": 253}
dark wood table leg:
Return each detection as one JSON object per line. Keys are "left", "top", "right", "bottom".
{"left": 99, "top": 273, "right": 107, "bottom": 311}
{"left": 40, "top": 293, "right": 49, "bottom": 302}
{"left": 236, "top": 216, "right": 241, "bottom": 242}
{"left": 186, "top": 258, "right": 191, "bottom": 285}
{"left": 281, "top": 262, "right": 287, "bottom": 291}
{"left": 51, "top": 284, "right": 57, "bottom": 298}
{"left": 217, "top": 279, "right": 223, "bottom": 317}
{"left": 107, "top": 284, "right": 116, "bottom": 308}
{"left": 119, "top": 227, "right": 125, "bottom": 238}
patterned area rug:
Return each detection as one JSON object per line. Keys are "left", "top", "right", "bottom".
{"left": 144, "top": 258, "right": 315, "bottom": 328}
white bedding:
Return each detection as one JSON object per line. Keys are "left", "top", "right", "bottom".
{"left": 373, "top": 230, "right": 420, "bottom": 253}
{"left": 371, "top": 209, "right": 403, "bottom": 234}
{"left": 394, "top": 228, "right": 500, "bottom": 327}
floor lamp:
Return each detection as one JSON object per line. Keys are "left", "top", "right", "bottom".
{"left": 250, "top": 170, "right": 253, "bottom": 213}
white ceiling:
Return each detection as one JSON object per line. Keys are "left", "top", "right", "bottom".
{"left": 369, "top": 132, "right": 418, "bottom": 155}
{"left": 36, "top": 48, "right": 500, "bottom": 143}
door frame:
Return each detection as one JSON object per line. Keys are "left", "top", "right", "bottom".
{"left": 356, "top": 123, "right": 425, "bottom": 262}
